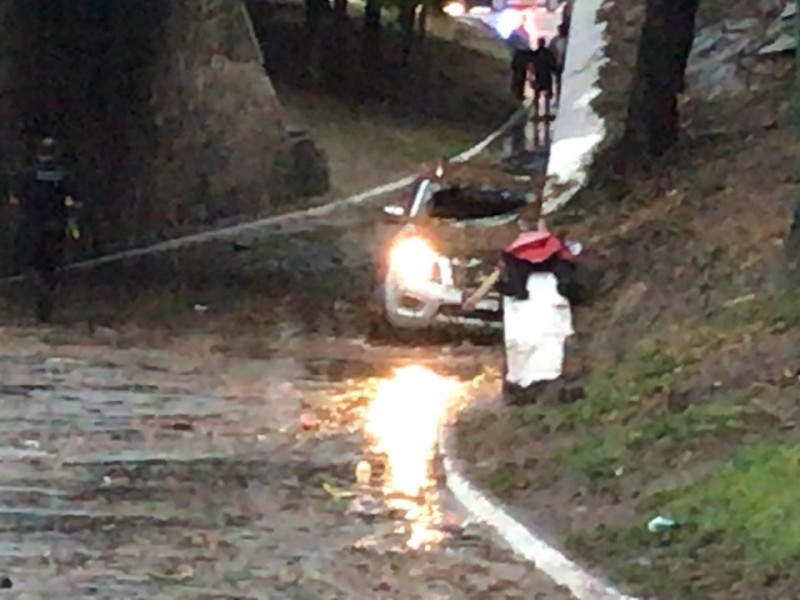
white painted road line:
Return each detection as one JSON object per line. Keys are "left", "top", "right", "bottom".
{"left": 439, "top": 428, "right": 638, "bottom": 600}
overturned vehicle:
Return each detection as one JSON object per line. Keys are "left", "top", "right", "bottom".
{"left": 373, "top": 161, "right": 547, "bottom": 332}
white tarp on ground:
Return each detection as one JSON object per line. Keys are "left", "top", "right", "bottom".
{"left": 542, "top": 0, "right": 610, "bottom": 215}
{"left": 504, "top": 272, "right": 573, "bottom": 387}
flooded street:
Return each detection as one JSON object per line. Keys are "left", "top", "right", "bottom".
{"left": 0, "top": 331, "right": 572, "bottom": 598}
{"left": 0, "top": 105, "right": 578, "bottom": 598}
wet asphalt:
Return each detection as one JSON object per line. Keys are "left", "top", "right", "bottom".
{"left": 0, "top": 334, "right": 574, "bottom": 599}
{"left": 0, "top": 108, "right": 574, "bottom": 598}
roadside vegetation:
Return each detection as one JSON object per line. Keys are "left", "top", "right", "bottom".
{"left": 248, "top": 0, "right": 514, "bottom": 195}
{"left": 455, "top": 8, "right": 799, "bottom": 594}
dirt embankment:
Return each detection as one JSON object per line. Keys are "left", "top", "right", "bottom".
{"left": 455, "top": 1, "right": 800, "bottom": 597}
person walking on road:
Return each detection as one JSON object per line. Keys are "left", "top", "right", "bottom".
{"left": 549, "top": 24, "right": 568, "bottom": 106}
{"left": 510, "top": 48, "right": 534, "bottom": 104}
{"left": 508, "top": 20, "right": 533, "bottom": 104}
{"left": 530, "top": 37, "right": 558, "bottom": 118}
{"left": 8, "top": 136, "right": 81, "bottom": 323}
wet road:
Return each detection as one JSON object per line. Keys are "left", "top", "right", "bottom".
{"left": 0, "top": 331, "right": 573, "bottom": 599}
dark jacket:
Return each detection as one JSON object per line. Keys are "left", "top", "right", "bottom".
{"left": 496, "top": 251, "right": 578, "bottom": 301}
{"left": 11, "top": 160, "right": 75, "bottom": 228}
{"left": 10, "top": 160, "right": 77, "bottom": 271}
{"left": 530, "top": 47, "right": 558, "bottom": 87}
{"left": 493, "top": 230, "right": 584, "bottom": 302}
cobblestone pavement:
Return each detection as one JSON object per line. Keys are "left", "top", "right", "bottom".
{"left": 0, "top": 330, "right": 573, "bottom": 599}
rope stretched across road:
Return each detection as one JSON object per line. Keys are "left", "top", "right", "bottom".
{"left": 0, "top": 105, "right": 531, "bottom": 285}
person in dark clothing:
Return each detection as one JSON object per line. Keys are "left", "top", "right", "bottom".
{"left": 549, "top": 24, "right": 568, "bottom": 106}
{"left": 530, "top": 37, "right": 558, "bottom": 118}
{"left": 561, "top": 0, "right": 573, "bottom": 34}
{"left": 510, "top": 49, "right": 534, "bottom": 104}
{"left": 508, "top": 20, "right": 532, "bottom": 53}
{"left": 8, "top": 137, "right": 80, "bottom": 323}
{"left": 462, "top": 218, "right": 579, "bottom": 405}
{"left": 508, "top": 22, "right": 533, "bottom": 103}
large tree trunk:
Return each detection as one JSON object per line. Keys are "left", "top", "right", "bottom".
{"left": 621, "top": 0, "right": 700, "bottom": 157}
{"left": 674, "top": 3, "right": 698, "bottom": 94}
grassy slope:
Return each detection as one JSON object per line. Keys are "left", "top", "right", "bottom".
{"left": 454, "top": 38, "right": 799, "bottom": 600}
{"left": 279, "top": 86, "right": 479, "bottom": 195}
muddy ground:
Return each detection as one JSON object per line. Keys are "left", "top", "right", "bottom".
{"left": 455, "top": 28, "right": 800, "bottom": 600}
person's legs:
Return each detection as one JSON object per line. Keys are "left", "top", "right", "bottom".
{"left": 32, "top": 229, "right": 65, "bottom": 323}
{"left": 543, "top": 86, "right": 552, "bottom": 118}
{"left": 554, "top": 71, "right": 562, "bottom": 106}
{"left": 512, "top": 71, "right": 525, "bottom": 103}
{"left": 32, "top": 269, "right": 54, "bottom": 323}
{"left": 511, "top": 52, "right": 528, "bottom": 103}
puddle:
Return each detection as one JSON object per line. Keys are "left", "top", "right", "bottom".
{"left": 362, "top": 364, "right": 469, "bottom": 551}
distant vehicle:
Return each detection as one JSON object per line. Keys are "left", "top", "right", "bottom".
{"left": 443, "top": 0, "right": 554, "bottom": 17}
{"left": 371, "top": 161, "right": 545, "bottom": 333}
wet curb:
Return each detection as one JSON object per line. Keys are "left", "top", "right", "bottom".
{"left": 0, "top": 105, "right": 531, "bottom": 285}
{"left": 437, "top": 424, "right": 638, "bottom": 600}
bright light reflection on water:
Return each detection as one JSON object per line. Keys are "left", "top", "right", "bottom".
{"left": 364, "top": 365, "right": 465, "bottom": 550}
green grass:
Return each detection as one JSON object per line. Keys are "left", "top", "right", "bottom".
{"left": 564, "top": 391, "right": 753, "bottom": 482}
{"left": 569, "top": 443, "right": 800, "bottom": 598}
{"left": 660, "top": 444, "right": 800, "bottom": 568}
{"left": 280, "top": 86, "right": 479, "bottom": 194}
{"left": 560, "top": 339, "right": 682, "bottom": 427}
{"left": 483, "top": 467, "right": 523, "bottom": 496}
{"left": 712, "top": 287, "right": 800, "bottom": 333}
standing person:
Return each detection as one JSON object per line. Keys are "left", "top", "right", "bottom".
{"left": 8, "top": 137, "right": 81, "bottom": 323}
{"left": 508, "top": 21, "right": 533, "bottom": 104}
{"left": 510, "top": 49, "right": 533, "bottom": 104}
{"left": 530, "top": 37, "right": 558, "bottom": 118}
{"left": 549, "top": 24, "right": 568, "bottom": 106}
{"left": 462, "top": 218, "right": 578, "bottom": 405}
{"left": 561, "top": 0, "right": 573, "bottom": 34}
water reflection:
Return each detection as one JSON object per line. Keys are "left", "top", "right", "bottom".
{"left": 363, "top": 365, "right": 464, "bottom": 550}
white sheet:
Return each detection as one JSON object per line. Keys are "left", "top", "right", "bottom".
{"left": 503, "top": 272, "right": 573, "bottom": 388}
